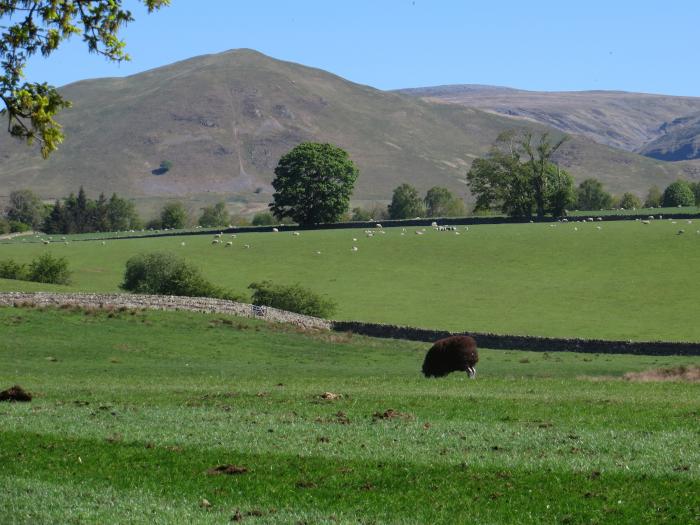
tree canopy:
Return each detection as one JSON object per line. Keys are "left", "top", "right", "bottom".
{"left": 0, "top": 0, "right": 169, "bottom": 157}
{"left": 466, "top": 130, "right": 573, "bottom": 218}
{"left": 424, "top": 186, "right": 465, "bottom": 217}
{"left": 576, "top": 178, "right": 613, "bottom": 211}
{"left": 270, "top": 142, "right": 359, "bottom": 226}
{"left": 662, "top": 180, "right": 695, "bottom": 207}
{"left": 388, "top": 183, "right": 424, "bottom": 219}
{"left": 198, "top": 201, "right": 230, "bottom": 228}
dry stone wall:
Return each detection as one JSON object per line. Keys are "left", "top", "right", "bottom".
{"left": 0, "top": 292, "right": 331, "bottom": 331}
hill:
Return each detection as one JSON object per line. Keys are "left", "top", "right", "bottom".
{"left": 639, "top": 113, "right": 700, "bottom": 161}
{"left": 0, "top": 50, "right": 697, "bottom": 214}
{"left": 397, "top": 84, "right": 700, "bottom": 160}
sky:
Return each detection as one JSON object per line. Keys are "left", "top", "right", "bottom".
{"left": 17, "top": 0, "right": 700, "bottom": 96}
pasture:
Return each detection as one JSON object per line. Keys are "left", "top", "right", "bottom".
{"left": 2, "top": 220, "right": 699, "bottom": 341}
{"left": 1, "top": 306, "right": 698, "bottom": 524}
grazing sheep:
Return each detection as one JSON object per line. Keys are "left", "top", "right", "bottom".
{"left": 422, "top": 336, "right": 479, "bottom": 378}
{"left": 212, "top": 239, "right": 220, "bottom": 245}
{"left": 642, "top": 220, "right": 650, "bottom": 225}
{"left": 415, "top": 230, "right": 424, "bottom": 235}
{"left": 101, "top": 241, "right": 106, "bottom": 246}
{"left": 431, "top": 221, "right": 438, "bottom": 228}
{"left": 376, "top": 223, "right": 382, "bottom": 229}
{"left": 677, "top": 229, "right": 685, "bottom": 235}
{"left": 352, "top": 238, "right": 358, "bottom": 242}
{"left": 181, "top": 242, "right": 186, "bottom": 246}
{"left": 225, "top": 241, "right": 233, "bottom": 247}
{"left": 292, "top": 232, "right": 300, "bottom": 236}
{"left": 272, "top": 227, "right": 279, "bottom": 232}
{"left": 214, "top": 233, "right": 222, "bottom": 238}
{"left": 244, "top": 244, "right": 250, "bottom": 249}
{"left": 351, "top": 246, "right": 358, "bottom": 252}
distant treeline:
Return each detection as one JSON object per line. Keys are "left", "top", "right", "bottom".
{"left": 0, "top": 187, "right": 141, "bottom": 235}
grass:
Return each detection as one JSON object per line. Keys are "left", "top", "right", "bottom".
{"left": 1, "top": 306, "right": 698, "bottom": 524}
{"left": 2, "top": 220, "right": 700, "bottom": 341}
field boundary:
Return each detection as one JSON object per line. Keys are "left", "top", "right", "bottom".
{"left": 5, "top": 211, "right": 700, "bottom": 244}
{"left": 2, "top": 292, "right": 700, "bottom": 355}
{"left": 332, "top": 321, "right": 700, "bottom": 356}
{"left": 0, "top": 292, "right": 330, "bottom": 331}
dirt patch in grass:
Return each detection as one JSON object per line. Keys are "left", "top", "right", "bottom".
{"left": 372, "top": 409, "right": 413, "bottom": 421}
{"left": 0, "top": 385, "right": 32, "bottom": 402}
{"left": 207, "top": 464, "right": 249, "bottom": 475}
{"left": 624, "top": 365, "right": 700, "bottom": 383}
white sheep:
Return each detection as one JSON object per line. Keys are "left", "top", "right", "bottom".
{"left": 351, "top": 246, "right": 358, "bottom": 251}
{"left": 244, "top": 244, "right": 251, "bottom": 248}
{"left": 212, "top": 239, "right": 220, "bottom": 245}
{"left": 292, "top": 232, "right": 300, "bottom": 236}
{"left": 272, "top": 228, "right": 279, "bottom": 232}
{"left": 415, "top": 231, "right": 424, "bottom": 235}
{"left": 225, "top": 241, "right": 233, "bottom": 247}
{"left": 376, "top": 223, "right": 382, "bottom": 229}
{"left": 181, "top": 242, "right": 186, "bottom": 246}
{"left": 352, "top": 238, "right": 358, "bottom": 242}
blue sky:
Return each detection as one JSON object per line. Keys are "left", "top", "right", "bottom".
{"left": 21, "top": 0, "right": 700, "bottom": 96}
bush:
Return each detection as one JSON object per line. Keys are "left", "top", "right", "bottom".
{"left": 0, "top": 218, "right": 10, "bottom": 234}
{"left": 121, "top": 252, "right": 242, "bottom": 300}
{"left": 249, "top": 280, "right": 337, "bottom": 318}
{"left": 0, "top": 259, "right": 27, "bottom": 280}
{"left": 8, "top": 220, "right": 31, "bottom": 233}
{"left": 27, "top": 253, "right": 71, "bottom": 284}
{"left": 252, "top": 212, "right": 275, "bottom": 226}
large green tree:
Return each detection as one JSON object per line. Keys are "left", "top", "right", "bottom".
{"left": 576, "top": 178, "right": 613, "bottom": 211}
{"left": 160, "top": 201, "right": 188, "bottom": 230}
{"left": 270, "top": 142, "right": 359, "bottom": 226}
{"left": 388, "top": 183, "right": 425, "bottom": 219}
{"left": 424, "top": 186, "right": 465, "bottom": 217}
{"left": 0, "top": 0, "right": 169, "bottom": 157}
{"left": 662, "top": 180, "right": 695, "bottom": 207}
{"left": 467, "top": 130, "right": 573, "bottom": 218}
{"left": 5, "top": 188, "right": 44, "bottom": 228}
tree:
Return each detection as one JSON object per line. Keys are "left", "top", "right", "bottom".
{"left": 690, "top": 182, "right": 700, "bottom": 206}
{"left": 251, "top": 211, "right": 275, "bottom": 226}
{"left": 198, "top": 201, "right": 230, "bottom": 228}
{"left": 107, "top": 193, "right": 139, "bottom": 231}
{"left": 618, "top": 192, "right": 641, "bottom": 210}
{"left": 644, "top": 185, "right": 663, "bottom": 208}
{"left": 466, "top": 130, "right": 573, "bottom": 218}
{"left": 424, "top": 187, "right": 465, "bottom": 217}
{"left": 5, "top": 189, "right": 44, "bottom": 228}
{"left": 43, "top": 199, "right": 65, "bottom": 234}
{"left": 160, "top": 201, "right": 188, "bottom": 229}
{"left": 388, "top": 183, "right": 425, "bottom": 219}
{"left": 576, "top": 178, "right": 613, "bottom": 210}
{"left": 270, "top": 142, "right": 359, "bottom": 226}
{"left": 662, "top": 180, "right": 695, "bottom": 207}
{"left": 0, "top": 0, "right": 169, "bottom": 157}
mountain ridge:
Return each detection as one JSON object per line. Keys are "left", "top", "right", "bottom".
{"left": 0, "top": 50, "right": 697, "bottom": 214}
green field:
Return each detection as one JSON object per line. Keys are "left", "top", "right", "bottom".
{"left": 1, "top": 306, "right": 698, "bottom": 524}
{"left": 2, "top": 220, "right": 700, "bottom": 341}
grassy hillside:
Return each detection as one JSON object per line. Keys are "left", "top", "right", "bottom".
{"left": 1, "top": 306, "right": 698, "bottom": 524}
{"left": 2, "top": 220, "right": 700, "bottom": 341}
{"left": 0, "top": 50, "right": 695, "bottom": 213}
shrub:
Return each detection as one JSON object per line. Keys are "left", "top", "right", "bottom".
{"left": 0, "top": 218, "right": 10, "bottom": 234}
{"left": 0, "top": 259, "right": 27, "bottom": 280}
{"left": 27, "top": 253, "right": 71, "bottom": 284}
{"left": 252, "top": 212, "right": 275, "bottom": 226}
{"left": 8, "top": 220, "right": 31, "bottom": 233}
{"left": 121, "top": 252, "right": 242, "bottom": 300}
{"left": 249, "top": 280, "right": 337, "bottom": 318}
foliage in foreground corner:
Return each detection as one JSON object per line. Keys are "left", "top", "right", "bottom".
{"left": 249, "top": 280, "right": 337, "bottom": 318}
{"left": 121, "top": 252, "right": 242, "bottom": 301}
{"left": 0, "top": 0, "right": 170, "bottom": 157}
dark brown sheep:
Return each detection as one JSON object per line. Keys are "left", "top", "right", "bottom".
{"left": 422, "top": 336, "right": 479, "bottom": 378}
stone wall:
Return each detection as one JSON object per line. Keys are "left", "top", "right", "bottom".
{"left": 0, "top": 292, "right": 331, "bottom": 331}
{"left": 332, "top": 321, "right": 700, "bottom": 356}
